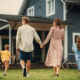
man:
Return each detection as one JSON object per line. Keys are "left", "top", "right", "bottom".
{"left": 16, "top": 17, "right": 42, "bottom": 77}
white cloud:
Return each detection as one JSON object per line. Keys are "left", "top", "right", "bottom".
{"left": 0, "top": 0, "right": 23, "bottom": 15}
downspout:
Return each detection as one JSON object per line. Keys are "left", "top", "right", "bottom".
{"left": 61, "top": 0, "right": 68, "bottom": 60}
{"left": 61, "top": 0, "right": 74, "bottom": 60}
{"left": 61, "top": 0, "right": 74, "bottom": 21}
{"left": 61, "top": 0, "right": 66, "bottom": 20}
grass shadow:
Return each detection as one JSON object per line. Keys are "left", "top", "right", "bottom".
{"left": 0, "top": 77, "right": 3, "bottom": 79}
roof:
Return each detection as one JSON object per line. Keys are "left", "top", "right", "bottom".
{"left": 0, "top": 20, "right": 8, "bottom": 27}
{"left": 63, "top": 0, "right": 80, "bottom": 4}
{"left": 0, "top": 14, "right": 73, "bottom": 25}
{"left": 18, "top": 0, "right": 29, "bottom": 15}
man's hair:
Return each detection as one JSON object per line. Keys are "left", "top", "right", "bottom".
{"left": 5, "top": 44, "right": 9, "bottom": 50}
{"left": 22, "top": 17, "right": 29, "bottom": 23}
{"left": 76, "top": 37, "right": 80, "bottom": 50}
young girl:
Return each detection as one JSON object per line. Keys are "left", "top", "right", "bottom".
{"left": 0, "top": 44, "right": 11, "bottom": 76}
{"left": 72, "top": 37, "right": 80, "bottom": 73}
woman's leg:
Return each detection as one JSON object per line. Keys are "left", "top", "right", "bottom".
{"left": 53, "top": 67, "right": 57, "bottom": 74}
{"left": 56, "top": 66, "right": 61, "bottom": 74}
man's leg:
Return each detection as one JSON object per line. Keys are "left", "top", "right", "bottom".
{"left": 26, "top": 60, "right": 31, "bottom": 72}
{"left": 20, "top": 60, "right": 26, "bottom": 77}
{"left": 20, "top": 60, "right": 25, "bottom": 68}
{"left": 26, "top": 60, "right": 31, "bottom": 77}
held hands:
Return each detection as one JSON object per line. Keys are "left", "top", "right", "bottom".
{"left": 40, "top": 44, "right": 44, "bottom": 48}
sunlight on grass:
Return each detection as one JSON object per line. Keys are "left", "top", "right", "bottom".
{"left": 0, "top": 69, "right": 80, "bottom": 80}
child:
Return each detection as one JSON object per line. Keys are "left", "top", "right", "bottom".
{"left": 72, "top": 37, "right": 80, "bottom": 73}
{"left": 0, "top": 44, "right": 11, "bottom": 76}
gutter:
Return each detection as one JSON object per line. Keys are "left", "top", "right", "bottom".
{"left": 18, "top": 0, "right": 29, "bottom": 15}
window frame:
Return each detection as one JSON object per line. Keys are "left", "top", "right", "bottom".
{"left": 73, "top": 33, "right": 80, "bottom": 45}
{"left": 27, "top": 6, "right": 34, "bottom": 16}
{"left": 46, "top": 0, "right": 55, "bottom": 17}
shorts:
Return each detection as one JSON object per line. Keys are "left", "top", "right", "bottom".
{"left": 20, "top": 50, "right": 33, "bottom": 62}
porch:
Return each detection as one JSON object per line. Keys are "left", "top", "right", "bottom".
{"left": 0, "top": 14, "right": 73, "bottom": 64}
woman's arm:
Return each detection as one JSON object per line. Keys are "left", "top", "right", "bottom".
{"left": 62, "top": 29, "right": 64, "bottom": 41}
{"left": 43, "top": 27, "right": 53, "bottom": 46}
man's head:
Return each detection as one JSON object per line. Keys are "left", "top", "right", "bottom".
{"left": 5, "top": 44, "right": 9, "bottom": 51}
{"left": 22, "top": 17, "right": 29, "bottom": 25}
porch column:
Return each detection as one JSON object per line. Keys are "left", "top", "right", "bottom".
{"left": 41, "top": 31, "right": 45, "bottom": 61}
{"left": 9, "top": 24, "right": 12, "bottom": 64}
{"left": 0, "top": 36, "right": 2, "bottom": 50}
{"left": 64, "top": 26, "right": 68, "bottom": 60}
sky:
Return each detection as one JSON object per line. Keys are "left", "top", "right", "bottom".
{"left": 0, "top": 0, "right": 23, "bottom": 15}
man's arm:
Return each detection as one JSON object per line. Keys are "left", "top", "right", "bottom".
{"left": 34, "top": 29, "right": 42, "bottom": 45}
{"left": 16, "top": 28, "right": 21, "bottom": 51}
{"left": 0, "top": 51, "right": 1, "bottom": 54}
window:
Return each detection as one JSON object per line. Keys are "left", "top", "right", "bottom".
{"left": 27, "top": 6, "right": 34, "bottom": 16}
{"left": 73, "top": 33, "right": 80, "bottom": 45}
{"left": 46, "top": 0, "right": 55, "bottom": 17}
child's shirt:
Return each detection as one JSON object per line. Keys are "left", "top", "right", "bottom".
{"left": 72, "top": 44, "right": 80, "bottom": 60}
{"left": 1, "top": 50, "right": 11, "bottom": 62}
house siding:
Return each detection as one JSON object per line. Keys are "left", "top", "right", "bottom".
{"left": 67, "top": 5, "right": 80, "bottom": 61}
{"left": 23, "top": 0, "right": 63, "bottom": 20}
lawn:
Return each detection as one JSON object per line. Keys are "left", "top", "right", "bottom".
{"left": 0, "top": 69, "right": 80, "bottom": 80}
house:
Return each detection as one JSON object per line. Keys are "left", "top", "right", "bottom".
{"left": 0, "top": 0, "right": 75, "bottom": 64}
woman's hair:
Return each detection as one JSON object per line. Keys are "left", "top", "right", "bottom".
{"left": 54, "top": 18, "right": 62, "bottom": 29}
{"left": 76, "top": 37, "right": 80, "bottom": 50}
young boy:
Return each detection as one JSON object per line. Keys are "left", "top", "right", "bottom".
{"left": 0, "top": 44, "right": 11, "bottom": 76}
{"left": 72, "top": 37, "right": 80, "bottom": 73}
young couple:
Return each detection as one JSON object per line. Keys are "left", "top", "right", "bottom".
{"left": 16, "top": 17, "right": 64, "bottom": 77}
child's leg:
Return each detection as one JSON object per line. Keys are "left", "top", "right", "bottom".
{"left": 4, "top": 60, "right": 9, "bottom": 74}
{"left": 77, "top": 61, "right": 80, "bottom": 72}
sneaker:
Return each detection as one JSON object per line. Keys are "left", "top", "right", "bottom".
{"left": 57, "top": 74, "right": 59, "bottom": 77}
{"left": 2, "top": 65, "right": 5, "bottom": 71}
{"left": 22, "top": 68, "right": 26, "bottom": 77}
{"left": 3, "top": 73, "right": 6, "bottom": 76}
{"left": 26, "top": 72, "right": 29, "bottom": 77}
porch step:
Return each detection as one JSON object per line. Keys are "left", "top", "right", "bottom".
{"left": 0, "top": 64, "right": 52, "bottom": 69}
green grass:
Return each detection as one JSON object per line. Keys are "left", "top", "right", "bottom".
{"left": 0, "top": 69, "right": 80, "bottom": 80}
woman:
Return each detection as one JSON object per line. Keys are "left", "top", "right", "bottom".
{"left": 40, "top": 18, "right": 64, "bottom": 76}
{"left": 72, "top": 37, "right": 80, "bottom": 73}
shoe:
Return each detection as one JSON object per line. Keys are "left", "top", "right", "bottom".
{"left": 22, "top": 68, "right": 26, "bottom": 77}
{"left": 2, "top": 65, "right": 5, "bottom": 71}
{"left": 56, "top": 74, "right": 59, "bottom": 77}
{"left": 3, "top": 73, "right": 6, "bottom": 76}
{"left": 26, "top": 72, "right": 29, "bottom": 77}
